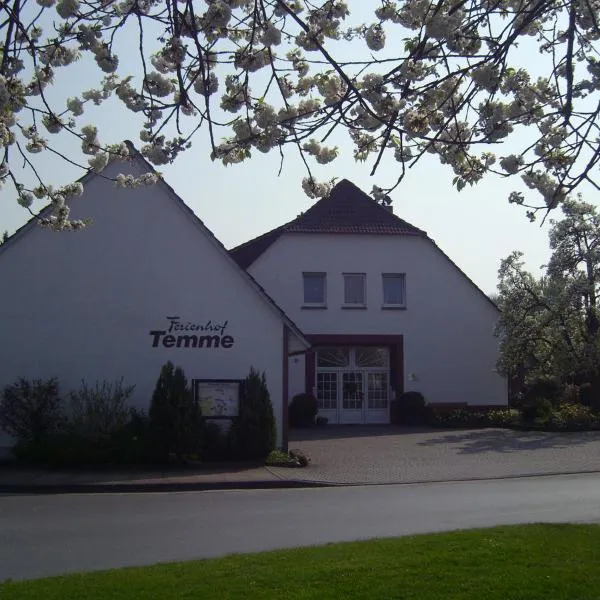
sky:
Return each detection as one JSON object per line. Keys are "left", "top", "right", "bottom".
{"left": 0, "top": 2, "right": 567, "bottom": 297}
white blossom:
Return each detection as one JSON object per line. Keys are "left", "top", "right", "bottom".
{"left": 144, "top": 72, "right": 175, "bottom": 97}
{"left": 260, "top": 24, "right": 282, "bottom": 46}
{"left": 17, "top": 191, "right": 34, "bottom": 208}
{"left": 500, "top": 155, "right": 523, "bottom": 174}
{"left": 301, "top": 177, "right": 334, "bottom": 199}
{"left": 67, "top": 97, "right": 84, "bottom": 115}
{"left": 88, "top": 152, "right": 109, "bottom": 172}
{"left": 55, "top": 0, "right": 79, "bottom": 18}
{"left": 365, "top": 24, "right": 386, "bottom": 51}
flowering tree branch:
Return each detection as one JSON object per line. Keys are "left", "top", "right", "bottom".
{"left": 0, "top": 0, "right": 599, "bottom": 229}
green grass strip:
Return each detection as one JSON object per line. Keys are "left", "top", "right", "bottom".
{"left": 3, "top": 524, "right": 600, "bottom": 599}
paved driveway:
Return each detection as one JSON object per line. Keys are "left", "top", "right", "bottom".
{"left": 269, "top": 426, "right": 600, "bottom": 484}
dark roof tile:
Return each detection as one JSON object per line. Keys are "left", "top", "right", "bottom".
{"left": 229, "top": 179, "right": 425, "bottom": 268}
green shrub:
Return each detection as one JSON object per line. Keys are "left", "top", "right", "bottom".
{"left": 68, "top": 378, "right": 135, "bottom": 441}
{"left": 289, "top": 393, "right": 318, "bottom": 428}
{"left": 396, "top": 391, "right": 427, "bottom": 425}
{"left": 265, "top": 448, "right": 310, "bottom": 468}
{"left": 522, "top": 377, "right": 563, "bottom": 406}
{"left": 549, "top": 403, "right": 600, "bottom": 431}
{"left": 429, "top": 408, "right": 482, "bottom": 428}
{"left": 149, "top": 362, "right": 201, "bottom": 461}
{"left": 486, "top": 408, "right": 520, "bottom": 427}
{"left": 265, "top": 450, "right": 297, "bottom": 467}
{"left": 13, "top": 408, "right": 155, "bottom": 468}
{"left": 428, "top": 407, "right": 519, "bottom": 428}
{"left": 521, "top": 397, "right": 553, "bottom": 424}
{"left": 230, "top": 368, "right": 276, "bottom": 460}
{"left": 200, "top": 421, "right": 232, "bottom": 462}
{"left": 0, "top": 378, "right": 64, "bottom": 443}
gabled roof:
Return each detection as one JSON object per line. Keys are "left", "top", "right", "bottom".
{"left": 0, "top": 142, "right": 310, "bottom": 351}
{"left": 230, "top": 178, "right": 499, "bottom": 311}
{"left": 230, "top": 179, "right": 426, "bottom": 269}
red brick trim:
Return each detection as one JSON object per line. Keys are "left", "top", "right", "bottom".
{"left": 305, "top": 350, "right": 316, "bottom": 395}
{"left": 304, "top": 334, "right": 404, "bottom": 397}
{"left": 306, "top": 334, "right": 403, "bottom": 346}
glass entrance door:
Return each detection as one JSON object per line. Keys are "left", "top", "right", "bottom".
{"left": 340, "top": 372, "right": 364, "bottom": 424}
{"left": 315, "top": 347, "right": 390, "bottom": 424}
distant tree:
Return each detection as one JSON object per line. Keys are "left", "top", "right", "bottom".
{"left": 497, "top": 197, "right": 600, "bottom": 405}
{"left": 1, "top": 231, "right": 7, "bottom": 244}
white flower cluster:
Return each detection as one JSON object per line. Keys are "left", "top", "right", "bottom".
{"left": 2, "top": 0, "right": 599, "bottom": 215}
{"left": 302, "top": 139, "right": 338, "bottom": 164}
{"left": 500, "top": 155, "right": 523, "bottom": 175}
{"left": 365, "top": 24, "right": 386, "bottom": 51}
{"left": 115, "top": 172, "right": 159, "bottom": 188}
{"left": 301, "top": 177, "right": 335, "bottom": 199}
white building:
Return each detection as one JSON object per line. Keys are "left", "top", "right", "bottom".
{"left": 231, "top": 179, "right": 507, "bottom": 425}
{"left": 0, "top": 149, "right": 308, "bottom": 456}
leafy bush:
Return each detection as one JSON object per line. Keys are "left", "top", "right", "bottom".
{"left": 200, "top": 421, "right": 232, "bottom": 462}
{"left": 395, "top": 391, "right": 427, "bottom": 425}
{"left": 521, "top": 377, "right": 563, "bottom": 406}
{"left": 230, "top": 368, "right": 276, "bottom": 460}
{"left": 149, "top": 362, "right": 201, "bottom": 461}
{"left": 0, "top": 378, "right": 64, "bottom": 442}
{"left": 13, "top": 407, "right": 155, "bottom": 467}
{"left": 428, "top": 407, "right": 519, "bottom": 428}
{"left": 265, "top": 448, "right": 310, "bottom": 468}
{"left": 68, "top": 378, "right": 135, "bottom": 441}
{"left": 549, "top": 403, "right": 600, "bottom": 431}
{"left": 289, "top": 393, "right": 318, "bottom": 428}
{"left": 486, "top": 408, "right": 520, "bottom": 427}
{"left": 521, "top": 397, "right": 553, "bottom": 424}
{"left": 429, "top": 408, "right": 483, "bottom": 428}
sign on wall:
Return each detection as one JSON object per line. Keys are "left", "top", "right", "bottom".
{"left": 149, "top": 316, "right": 235, "bottom": 349}
{"left": 194, "top": 380, "right": 241, "bottom": 418}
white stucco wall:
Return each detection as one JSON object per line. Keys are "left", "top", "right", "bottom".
{"left": 0, "top": 158, "right": 286, "bottom": 453}
{"left": 249, "top": 232, "right": 507, "bottom": 407}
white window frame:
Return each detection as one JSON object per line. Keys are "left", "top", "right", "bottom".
{"left": 343, "top": 273, "right": 366, "bottom": 307}
{"left": 382, "top": 273, "right": 406, "bottom": 308}
{"left": 302, "top": 272, "right": 327, "bottom": 308}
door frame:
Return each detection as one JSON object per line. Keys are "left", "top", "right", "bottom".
{"left": 306, "top": 334, "right": 404, "bottom": 417}
{"left": 309, "top": 337, "right": 403, "bottom": 424}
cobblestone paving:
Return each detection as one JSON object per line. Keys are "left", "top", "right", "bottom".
{"left": 269, "top": 426, "right": 600, "bottom": 484}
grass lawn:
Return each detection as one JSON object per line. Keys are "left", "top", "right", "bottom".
{"left": 3, "top": 524, "right": 600, "bottom": 599}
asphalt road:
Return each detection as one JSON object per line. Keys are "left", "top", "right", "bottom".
{"left": 2, "top": 473, "right": 600, "bottom": 582}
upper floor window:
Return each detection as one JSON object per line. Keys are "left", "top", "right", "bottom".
{"left": 382, "top": 273, "right": 406, "bottom": 308}
{"left": 303, "top": 272, "right": 326, "bottom": 307}
{"left": 343, "top": 273, "right": 366, "bottom": 307}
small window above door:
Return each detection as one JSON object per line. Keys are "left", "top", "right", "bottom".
{"left": 355, "top": 347, "right": 389, "bottom": 368}
{"left": 317, "top": 347, "right": 350, "bottom": 367}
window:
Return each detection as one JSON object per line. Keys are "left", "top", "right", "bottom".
{"left": 355, "top": 347, "right": 389, "bottom": 368}
{"left": 303, "top": 272, "right": 326, "bottom": 306}
{"left": 316, "top": 372, "right": 337, "bottom": 410}
{"left": 343, "top": 273, "right": 366, "bottom": 306}
{"left": 317, "top": 347, "right": 350, "bottom": 367}
{"left": 367, "top": 373, "right": 389, "bottom": 409}
{"left": 382, "top": 273, "right": 406, "bottom": 307}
